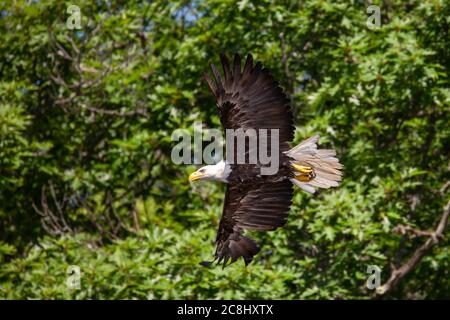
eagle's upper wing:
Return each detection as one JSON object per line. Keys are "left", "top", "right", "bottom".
{"left": 203, "top": 54, "right": 295, "bottom": 267}
{"left": 204, "top": 53, "right": 294, "bottom": 150}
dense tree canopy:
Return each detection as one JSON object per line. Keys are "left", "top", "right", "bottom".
{"left": 0, "top": 0, "right": 449, "bottom": 299}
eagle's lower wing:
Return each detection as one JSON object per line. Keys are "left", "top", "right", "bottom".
{"left": 214, "top": 179, "right": 293, "bottom": 267}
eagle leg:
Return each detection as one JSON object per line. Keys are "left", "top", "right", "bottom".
{"left": 292, "top": 163, "right": 316, "bottom": 182}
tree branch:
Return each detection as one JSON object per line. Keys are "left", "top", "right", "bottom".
{"left": 375, "top": 199, "right": 450, "bottom": 297}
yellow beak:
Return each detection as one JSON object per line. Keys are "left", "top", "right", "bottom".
{"left": 189, "top": 171, "right": 204, "bottom": 182}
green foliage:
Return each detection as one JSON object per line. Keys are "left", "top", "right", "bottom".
{"left": 0, "top": 0, "right": 449, "bottom": 299}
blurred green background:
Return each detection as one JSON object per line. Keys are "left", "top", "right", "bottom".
{"left": 0, "top": 0, "right": 449, "bottom": 299}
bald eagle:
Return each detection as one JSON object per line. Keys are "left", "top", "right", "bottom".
{"left": 189, "top": 54, "right": 342, "bottom": 267}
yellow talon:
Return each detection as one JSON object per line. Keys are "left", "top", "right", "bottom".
{"left": 296, "top": 175, "right": 312, "bottom": 182}
{"left": 292, "top": 163, "right": 313, "bottom": 174}
{"left": 292, "top": 163, "right": 315, "bottom": 182}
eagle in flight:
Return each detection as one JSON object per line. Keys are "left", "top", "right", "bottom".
{"left": 189, "top": 54, "right": 342, "bottom": 267}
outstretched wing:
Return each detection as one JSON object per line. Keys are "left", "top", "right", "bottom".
{"left": 212, "top": 179, "right": 293, "bottom": 267}
{"left": 204, "top": 53, "right": 294, "bottom": 149}
{"left": 203, "top": 54, "right": 294, "bottom": 266}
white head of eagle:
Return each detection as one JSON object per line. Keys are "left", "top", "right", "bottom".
{"left": 189, "top": 53, "right": 343, "bottom": 268}
{"left": 189, "top": 160, "right": 230, "bottom": 183}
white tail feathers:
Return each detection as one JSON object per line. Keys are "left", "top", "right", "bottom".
{"left": 285, "top": 135, "right": 343, "bottom": 194}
